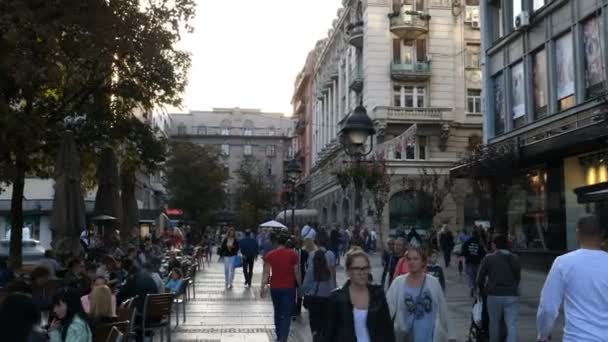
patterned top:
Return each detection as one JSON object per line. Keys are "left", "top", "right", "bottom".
{"left": 49, "top": 316, "right": 92, "bottom": 342}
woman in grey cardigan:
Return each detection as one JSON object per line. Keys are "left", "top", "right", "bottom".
{"left": 386, "top": 247, "right": 455, "bottom": 342}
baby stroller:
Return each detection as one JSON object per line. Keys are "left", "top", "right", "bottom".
{"left": 467, "top": 296, "right": 488, "bottom": 342}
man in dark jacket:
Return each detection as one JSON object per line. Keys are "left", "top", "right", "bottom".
{"left": 462, "top": 228, "right": 486, "bottom": 297}
{"left": 239, "top": 230, "right": 259, "bottom": 287}
{"left": 477, "top": 234, "right": 521, "bottom": 342}
{"left": 439, "top": 226, "right": 455, "bottom": 267}
{"left": 117, "top": 259, "right": 160, "bottom": 313}
{"left": 381, "top": 238, "right": 399, "bottom": 289}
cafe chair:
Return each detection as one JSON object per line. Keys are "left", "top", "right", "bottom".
{"left": 96, "top": 320, "right": 128, "bottom": 342}
{"left": 106, "top": 326, "right": 125, "bottom": 342}
{"left": 141, "top": 293, "right": 173, "bottom": 342}
{"left": 173, "top": 277, "right": 190, "bottom": 326}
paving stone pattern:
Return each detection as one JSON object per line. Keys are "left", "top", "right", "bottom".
{"left": 174, "top": 253, "right": 564, "bottom": 342}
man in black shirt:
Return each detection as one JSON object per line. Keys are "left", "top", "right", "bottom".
{"left": 462, "top": 228, "right": 486, "bottom": 297}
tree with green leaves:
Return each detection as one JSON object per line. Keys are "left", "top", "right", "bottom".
{"left": 164, "top": 142, "right": 227, "bottom": 227}
{"left": 235, "top": 157, "right": 276, "bottom": 229}
{"left": 0, "top": 0, "right": 194, "bottom": 267}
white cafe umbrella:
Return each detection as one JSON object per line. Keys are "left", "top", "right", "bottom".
{"left": 259, "top": 220, "right": 287, "bottom": 230}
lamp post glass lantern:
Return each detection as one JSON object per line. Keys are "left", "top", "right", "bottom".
{"left": 339, "top": 104, "right": 376, "bottom": 227}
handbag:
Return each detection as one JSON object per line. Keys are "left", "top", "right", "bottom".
{"left": 303, "top": 281, "right": 320, "bottom": 310}
{"left": 232, "top": 254, "right": 242, "bottom": 268}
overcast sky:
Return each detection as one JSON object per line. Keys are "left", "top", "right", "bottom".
{"left": 175, "top": 0, "right": 342, "bottom": 115}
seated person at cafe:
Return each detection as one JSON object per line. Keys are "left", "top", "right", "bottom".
{"left": 81, "top": 276, "right": 116, "bottom": 316}
{"left": 0, "top": 292, "right": 47, "bottom": 342}
{"left": 116, "top": 259, "right": 159, "bottom": 313}
{"left": 38, "top": 250, "right": 63, "bottom": 278}
{"left": 167, "top": 252, "right": 182, "bottom": 271}
{"left": 0, "top": 257, "right": 15, "bottom": 287}
{"left": 165, "top": 268, "right": 183, "bottom": 294}
{"left": 63, "top": 258, "right": 91, "bottom": 298}
{"left": 49, "top": 289, "right": 93, "bottom": 342}
{"left": 88, "top": 285, "right": 117, "bottom": 325}
{"left": 30, "top": 266, "right": 53, "bottom": 311}
{"left": 144, "top": 262, "right": 164, "bottom": 294}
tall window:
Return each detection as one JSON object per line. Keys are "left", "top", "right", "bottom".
{"left": 583, "top": 16, "right": 606, "bottom": 98}
{"left": 467, "top": 89, "right": 482, "bottom": 113}
{"left": 244, "top": 145, "right": 252, "bottom": 156}
{"left": 221, "top": 128, "right": 230, "bottom": 136}
{"left": 268, "top": 127, "right": 276, "bottom": 136}
{"left": 266, "top": 145, "right": 276, "bottom": 157}
{"left": 493, "top": 73, "right": 505, "bottom": 135}
{"left": 466, "top": 44, "right": 481, "bottom": 69}
{"left": 418, "top": 136, "right": 427, "bottom": 160}
{"left": 555, "top": 32, "right": 575, "bottom": 111}
{"left": 511, "top": 61, "right": 525, "bottom": 128}
{"left": 394, "top": 86, "right": 426, "bottom": 108}
{"left": 177, "top": 124, "right": 186, "bottom": 135}
{"left": 244, "top": 128, "right": 253, "bottom": 136}
{"left": 196, "top": 126, "right": 207, "bottom": 135}
{"left": 465, "top": 0, "right": 480, "bottom": 23}
{"left": 533, "top": 49, "right": 548, "bottom": 119}
{"left": 490, "top": 1, "right": 504, "bottom": 41}
{"left": 221, "top": 144, "right": 230, "bottom": 156}
{"left": 393, "top": 86, "right": 402, "bottom": 107}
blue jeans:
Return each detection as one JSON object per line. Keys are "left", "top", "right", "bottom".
{"left": 466, "top": 263, "right": 479, "bottom": 295}
{"left": 487, "top": 295, "right": 519, "bottom": 342}
{"left": 270, "top": 288, "right": 296, "bottom": 342}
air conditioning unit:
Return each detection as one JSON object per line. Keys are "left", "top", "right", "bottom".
{"left": 471, "top": 20, "right": 480, "bottom": 29}
{"left": 515, "top": 11, "right": 530, "bottom": 29}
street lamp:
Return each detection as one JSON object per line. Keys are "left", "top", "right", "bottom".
{"left": 339, "top": 104, "right": 376, "bottom": 227}
{"left": 285, "top": 159, "right": 302, "bottom": 230}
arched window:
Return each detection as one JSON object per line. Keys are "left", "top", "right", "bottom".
{"left": 220, "top": 119, "right": 232, "bottom": 136}
{"left": 196, "top": 125, "right": 207, "bottom": 135}
{"left": 268, "top": 126, "right": 276, "bottom": 136}
{"left": 243, "top": 120, "right": 254, "bottom": 136}
{"left": 389, "top": 190, "right": 433, "bottom": 230}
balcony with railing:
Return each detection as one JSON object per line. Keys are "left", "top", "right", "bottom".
{"left": 347, "top": 21, "right": 363, "bottom": 48}
{"left": 391, "top": 61, "right": 431, "bottom": 81}
{"left": 374, "top": 106, "right": 450, "bottom": 123}
{"left": 389, "top": 11, "right": 429, "bottom": 41}
{"left": 349, "top": 65, "right": 363, "bottom": 93}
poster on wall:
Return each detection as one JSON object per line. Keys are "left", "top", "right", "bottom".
{"left": 583, "top": 16, "right": 605, "bottom": 88}
{"left": 494, "top": 73, "right": 505, "bottom": 133}
{"left": 555, "top": 33, "right": 575, "bottom": 100}
{"left": 511, "top": 62, "right": 525, "bottom": 119}
{"left": 533, "top": 49, "right": 547, "bottom": 109}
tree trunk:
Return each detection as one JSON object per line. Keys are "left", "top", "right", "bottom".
{"left": 9, "top": 157, "right": 26, "bottom": 269}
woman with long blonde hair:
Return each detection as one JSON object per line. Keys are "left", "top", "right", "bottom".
{"left": 88, "top": 285, "right": 116, "bottom": 324}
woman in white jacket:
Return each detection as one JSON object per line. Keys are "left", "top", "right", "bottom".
{"left": 386, "top": 246, "right": 455, "bottom": 342}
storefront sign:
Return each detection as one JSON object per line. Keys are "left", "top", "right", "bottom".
{"left": 165, "top": 208, "right": 183, "bottom": 216}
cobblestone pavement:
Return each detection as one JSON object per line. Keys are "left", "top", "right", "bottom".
{"left": 173, "top": 253, "right": 564, "bottom": 342}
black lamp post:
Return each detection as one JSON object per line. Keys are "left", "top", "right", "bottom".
{"left": 339, "top": 104, "right": 376, "bottom": 227}
{"left": 285, "top": 159, "right": 302, "bottom": 230}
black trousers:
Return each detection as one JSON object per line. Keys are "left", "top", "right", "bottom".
{"left": 242, "top": 256, "right": 255, "bottom": 285}
{"left": 307, "top": 298, "right": 329, "bottom": 342}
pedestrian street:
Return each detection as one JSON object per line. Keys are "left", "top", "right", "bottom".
{"left": 171, "top": 258, "right": 299, "bottom": 342}
{"left": 175, "top": 251, "right": 565, "bottom": 342}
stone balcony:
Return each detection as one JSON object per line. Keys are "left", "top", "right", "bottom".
{"left": 391, "top": 61, "right": 431, "bottom": 82}
{"left": 347, "top": 22, "right": 363, "bottom": 48}
{"left": 373, "top": 106, "right": 450, "bottom": 124}
{"left": 389, "top": 11, "right": 429, "bottom": 41}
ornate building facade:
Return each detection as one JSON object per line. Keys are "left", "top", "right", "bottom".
{"left": 297, "top": 0, "right": 483, "bottom": 237}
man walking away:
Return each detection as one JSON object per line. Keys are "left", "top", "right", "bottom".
{"left": 239, "top": 230, "right": 259, "bottom": 287}
{"left": 537, "top": 215, "right": 608, "bottom": 342}
{"left": 462, "top": 228, "right": 485, "bottom": 297}
{"left": 261, "top": 234, "right": 301, "bottom": 342}
{"left": 329, "top": 228, "right": 341, "bottom": 265}
{"left": 439, "top": 225, "right": 455, "bottom": 267}
{"left": 381, "top": 238, "right": 398, "bottom": 289}
{"left": 477, "top": 234, "right": 521, "bottom": 342}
